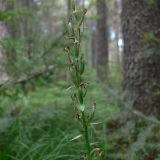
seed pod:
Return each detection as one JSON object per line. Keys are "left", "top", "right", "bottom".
{"left": 77, "top": 28, "right": 81, "bottom": 42}
{"left": 70, "top": 67, "right": 78, "bottom": 87}
{"left": 78, "top": 8, "right": 87, "bottom": 27}
{"left": 78, "top": 88, "right": 83, "bottom": 104}
{"left": 68, "top": 22, "right": 74, "bottom": 36}
{"left": 80, "top": 60, "right": 85, "bottom": 75}
{"left": 79, "top": 76, "right": 82, "bottom": 83}
{"left": 72, "top": 0, "right": 76, "bottom": 11}
{"left": 74, "top": 43, "right": 79, "bottom": 58}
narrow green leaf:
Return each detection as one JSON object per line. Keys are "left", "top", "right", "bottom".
{"left": 70, "top": 134, "right": 82, "bottom": 141}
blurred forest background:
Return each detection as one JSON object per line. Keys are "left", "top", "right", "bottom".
{"left": 0, "top": 0, "right": 160, "bottom": 160}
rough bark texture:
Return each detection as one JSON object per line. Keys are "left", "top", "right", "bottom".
{"left": 122, "top": 0, "right": 160, "bottom": 116}
{"left": 96, "top": 0, "right": 109, "bottom": 81}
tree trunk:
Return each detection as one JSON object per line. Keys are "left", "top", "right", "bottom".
{"left": 114, "top": 0, "right": 122, "bottom": 66}
{"left": 19, "top": 0, "right": 35, "bottom": 60}
{"left": 122, "top": 0, "right": 160, "bottom": 116}
{"left": 67, "top": 0, "right": 71, "bottom": 19}
{"left": 96, "top": 0, "right": 109, "bottom": 81}
{"left": 91, "top": 29, "right": 96, "bottom": 68}
{"left": 114, "top": 0, "right": 121, "bottom": 66}
{"left": 0, "top": 2, "right": 9, "bottom": 83}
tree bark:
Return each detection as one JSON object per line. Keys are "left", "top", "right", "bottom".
{"left": 122, "top": 0, "right": 160, "bottom": 116}
{"left": 114, "top": 0, "right": 121, "bottom": 65}
{"left": 96, "top": 0, "right": 109, "bottom": 81}
{"left": 67, "top": 0, "right": 71, "bottom": 19}
{"left": 0, "top": 2, "right": 9, "bottom": 83}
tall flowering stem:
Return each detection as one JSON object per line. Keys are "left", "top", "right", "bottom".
{"left": 64, "top": 1, "right": 97, "bottom": 159}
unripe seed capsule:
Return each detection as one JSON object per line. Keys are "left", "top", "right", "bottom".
{"left": 74, "top": 43, "right": 79, "bottom": 58}
{"left": 70, "top": 67, "right": 78, "bottom": 87}
{"left": 78, "top": 88, "right": 83, "bottom": 104}
{"left": 80, "top": 60, "right": 85, "bottom": 75}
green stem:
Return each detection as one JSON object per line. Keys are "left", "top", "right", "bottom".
{"left": 82, "top": 111, "right": 92, "bottom": 160}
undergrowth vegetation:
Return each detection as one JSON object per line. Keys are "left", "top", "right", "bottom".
{"left": 0, "top": 69, "right": 120, "bottom": 160}
{"left": 1, "top": 64, "right": 160, "bottom": 160}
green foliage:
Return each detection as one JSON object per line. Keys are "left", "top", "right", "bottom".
{"left": 0, "top": 75, "right": 119, "bottom": 160}
{"left": 137, "top": 32, "right": 160, "bottom": 59}
{"left": 0, "top": 117, "right": 14, "bottom": 133}
{"left": 2, "top": 60, "right": 159, "bottom": 160}
{"left": 0, "top": 7, "right": 31, "bottom": 22}
{"left": 143, "top": 32, "right": 160, "bottom": 43}
{"left": 9, "top": 107, "right": 83, "bottom": 160}
{"left": 144, "top": 0, "right": 155, "bottom": 5}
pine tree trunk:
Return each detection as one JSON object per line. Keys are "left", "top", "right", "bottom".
{"left": 91, "top": 30, "right": 96, "bottom": 68}
{"left": 67, "top": 0, "right": 71, "bottom": 19}
{"left": 96, "top": 0, "right": 109, "bottom": 81}
{"left": 114, "top": 0, "right": 121, "bottom": 66}
{"left": 122, "top": 0, "right": 160, "bottom": 116}
{"left": 115, "top": 30, "right": 120, "bottom": 65}
{"left": 0, "top": 2, "right": 9, "bottom": 83}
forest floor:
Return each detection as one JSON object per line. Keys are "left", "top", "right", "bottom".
{"left": 1, "top": 66, "right": 159, "bottom": 160}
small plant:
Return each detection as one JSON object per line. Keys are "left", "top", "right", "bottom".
{"left": 65, "top": 1, "right": 102, "bottom": 159}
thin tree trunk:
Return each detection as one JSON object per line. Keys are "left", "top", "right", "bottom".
{"left": 115, "top": 31, "right": 120, "bottom": 65}
{"left": 96, "top": 0, "right": 109, "bottom": 81}
{"left": 68, "top": 0, "right": 71, "bottom": 19}
{"left": 0, "top": 2, "right": 9, "bottom": 83}
{"left": 114, "top": 0, "right": 122, "bottom": 66}
{"left": 91, "top": 30, "right": 96, "bottom": 68}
